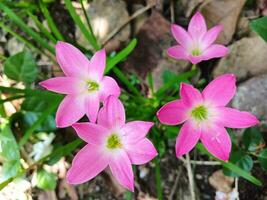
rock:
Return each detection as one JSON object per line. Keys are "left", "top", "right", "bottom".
{"left": 213, "top": 36, "right": 267, "bottom": 81}
{"left": 232, "top": 74, "right": 267, "bottom": 130}
{"left": 122, "top": 11, "right": 189, "bottom": 90}
{"left": 6, "top": 37, "right": 26, "bottom": 56}
{"left": 75, "top": 0, "right": 130, "bottom": 52}
{"left": 209, "top": 170, "right": 234, "bottom": 193}
{"left": 200, "top": 0, "right": 246, "bottom": 45}
{"left": 180, "top": 0, "right": 204, "bottom": 17}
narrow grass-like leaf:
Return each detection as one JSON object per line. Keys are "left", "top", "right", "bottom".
{"left": 38, "top": 0, "right": 64, "bottom": 41}
{"left": 112, "top": 67, "right": 141, "bottom": 96}
{"left": 64, "top": 0, "right": 99, "bottom": 50}
{"left": 196, "top": 143, "right": 262, "bottom": 186}
{"left": 0, "top": 2, "right": 54, "bottom": 54}
{"left": 27, "top": 11, "right": 57, "bottom": 44}
{"left": 105, "top": 39, "right": 137, "bottom": 74}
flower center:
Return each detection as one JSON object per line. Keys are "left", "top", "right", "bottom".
{"left": 86, "top": 80, "right": 99, "bottom": 92}
{"left": 106, "top": 134, "right": 122, "bottom": 149}
{"left": 191, "top": 48, "right": 201, "bottom": 56}
{"left": 191, "top": 105, "right": 208, "bottom": 121}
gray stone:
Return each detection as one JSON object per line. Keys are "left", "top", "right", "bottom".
{"left": 232, "top": 74, "right": 267, "bottom": 130}
{"left": 75, "top": 0, "right": 130, "bottom": 52}
{"left": 213, "top": 36, "right": 267, "bottom": 81}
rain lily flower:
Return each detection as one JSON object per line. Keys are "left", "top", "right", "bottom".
{"left": 157, "top": 74, "right": 259, "bottom": 161}
{"left": 40, "top": 42, "right": 120, "bottom": 127}
{"left": 66, "top": 96, "right": 158, "bottom": 191}
{"left": 168, "top": 12, "right": 228, "bottom": 64}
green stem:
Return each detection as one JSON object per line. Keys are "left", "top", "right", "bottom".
{"left": 191, "top": 64, "right": 197, "bottom": 70}
{"left": 155, "top": 157, "right": 163, "bottom": 200}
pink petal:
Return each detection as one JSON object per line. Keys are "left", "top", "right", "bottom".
{"left": 56, "top": 95, "right": 85, "bottom": 128}
{"left": 216, "top": 107, "right": 259, "bottom": 128}
{"left": 121, "top": 121, "right": 154, "bottom": 144}
{"left": 39, "top": 77, "right": 84, "bottom": 94}
{"left": 97, "top": 96, "right": 125, "bottom": 129}
{"left": 167, "top": 45, "right": 189, "bottom": 61}
{"left": 200, "top": 125, "right": 231, "bottom": 161}
{"left": 175, "top": 120, "right": 201, "bottom": 157}
{"left": 99, "top": 76, "right": 121, "bottom": 102}
{"left": 180, "top": 83, "right": 203, "bottom": 107}
{"left": 202, "top": 44, "right": 228, "bottom": 60}
{"left": 85, "top": 94, "right": 100, "bottom": 123}
{"left": 171, "top": 24, "right": 192, "bottom": 48}
{"left": 202, "top": 74, "right": 236, "bottom": 106}
{"left": 72, "top": 122, "right": 109, "bottom": 145}
{"left": 188, "top": 12, "right": 207, "bottom": 40}
{"left": 55, "top": 41, "right": 89, "bottom": 78}
{"left": 88, "top": 49, "right": 106, "bottom": 81}
{"left": 157, "top": 100, "right": 189, "bottom": 125}
{"left": 188, "top": 55, "right": 204, "bottom": 64}
{"left": 109, "top": 150, "right": 134, "bottom": 192}
{"left": 202, "top": 25, "right": 223, "bottom": 49}
{"left": 125, "top": 138, "right": 158, "bottom": 165}
{"left": 66, "top": 144, "right": 109, "bottom": 184}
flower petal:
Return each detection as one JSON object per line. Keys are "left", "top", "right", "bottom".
{"left": 216, "top": 107, "right": 259, "bottom": 128}
{"left": 180, "top": 83, "right": 203, "bottom": 107}
{"left": 55, "top": 41, "right": 89, "bottom": 78}
{"left": 88, "top": 49, "right": 106, "bottom": 81}
{"left": 109, "top": 150, "right": 134, "bottom": 191}
{"left": 39, "top": 77, "right": 85, "bottom": 94}
{"left": 202, "top": 25, "right": 223, "bottom": 49}
{"left": 56, "top": 95, "right": 85, "bottom": 128}
{"left": 202, "top": 74, "right": 236, "bottom": 106}
{"left": 121, "top": 121, "right": 154, "bottom": 144}
{"left": 99, "top": 76, "right": 121, "bottom": 102}
{"left": 202, "top": 44, "right": 228, "bottom": 60}
{"left": 72, "top": 122, "right": 109, "bottom": 145}
{"left": 188, "top": 55, "right": 204, "bottom": 64}
{"left": 175, "top": 120, "right": 201, "bottom": 157}
{"left": 200, "top": 125, "right": 231, "bottom": 161}
{"left": 157, "top": 100, "right": 189, "bottom": 125}
{"left": 66, "top": 144, "right": 109, "bottom": 184}
{"left": 85, "top": 94, "right": 100, "bottom": 123}
{"left": 97, "top": 96, "right": 125, "bottom": 129}
{"left": 171, "top": 24, "right": 192, "bottom": 48}
{"left": 125, "top": 138, "right": 158, "bottom": 165}
{"left": 167, "top": 45, "right": 189, "bottom": 61}
{"left": 188, "top": 12, "right": 207, "bottom": 40}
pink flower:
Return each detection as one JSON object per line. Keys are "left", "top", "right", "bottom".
{"left": 66, "top": 96, "right": 158, "bottom": 191}
{"left": 157, "top": 74, "right": 259, "bottom": 161}
{"left": 40, "top": 42, "right": 120, "bottom": 127}
{"left": 167, "top": 12, "right": 228, "bottom": 64}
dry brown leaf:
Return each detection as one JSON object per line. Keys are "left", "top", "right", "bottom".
{"left": 209, "top": 170, "right": 234, "bottom": 193}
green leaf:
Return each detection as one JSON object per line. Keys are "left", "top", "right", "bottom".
{"left": 0, "top": 120, "right": 21, "bottom": 182}
{"left": 156, "top": 69, "right": 197, "bottom": 97}
{"left": 64, "top": 0, "right": 99, "bottom": 50}
{"left": 23, "top": 112, "right": 56, "bottom": 132}
{"left": 4, "top": 51, "right": 38, "bottom": 84}
{"left": 223, "top": 151, "right": 253, "bottom": 177}
{"left": 250, "top": 16, "right": 267, "bottom": 42}
{"left": 242, "top": 127, "right": 264, "bottom": 152}
{"left": 37, "top": 169, "right": 57, "bottom": 190}
{"left": 105, "top": 39, "right": 137, "bottom": 74}
{"left": 164, "top": 126, "right": 180, "bottom": 139}
{"left": 258, "top": 149, "right": 267, "bottom": 171}
{"left": 196, "top": 143, "right": 262, "bottom": 186}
